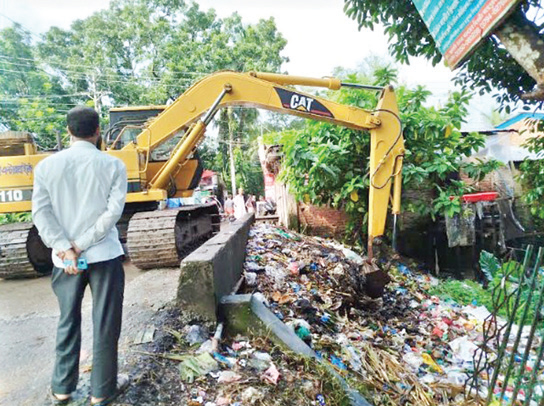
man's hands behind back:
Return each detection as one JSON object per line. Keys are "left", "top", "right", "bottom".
{"left": 61, "top": 248, "right": 81, "bottom": 275}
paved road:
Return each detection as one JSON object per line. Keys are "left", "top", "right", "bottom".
{"left": 0, "top": 263, "right": 180, "bottom": 406}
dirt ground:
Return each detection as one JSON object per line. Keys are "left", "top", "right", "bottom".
{"left": 0, "top": 262, "right": 181, "bottom": 406}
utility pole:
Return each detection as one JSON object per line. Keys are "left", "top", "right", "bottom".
{"left": 55, "top": 130, "right": 63, "bottom": 151}
{"left": 228, "top": 107, "right": 237, "bottom": 196}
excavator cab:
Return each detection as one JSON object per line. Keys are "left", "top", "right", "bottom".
{"left": 105, "top": 106, "right": 166, "bottom": 149}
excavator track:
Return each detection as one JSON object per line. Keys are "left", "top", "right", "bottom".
{"left": 127, "top": 203, "right": 220, "bottom": 269}
{"left": 0, "top": 222, "right": 53, "bottom": 279}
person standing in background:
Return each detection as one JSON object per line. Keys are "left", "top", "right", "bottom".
{"left": 233, "top": 188, "right": 247, "bottom": 219}
{"left": 245, "top": 194, "right": 256, "bottom": 214}
{"left": 224, "top": 193, "right": 234, "bottom": 220}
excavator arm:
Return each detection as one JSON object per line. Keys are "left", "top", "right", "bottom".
{"left": 121, "top": 71, "right": 405, "bottom": 256}
{"left": 0, "top": 71, "right": 403, "bottom": 278}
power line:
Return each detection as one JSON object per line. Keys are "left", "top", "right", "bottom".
{"left": 0, "top": 99, "right": 85, "bottom": 105}
{"left": 0, "top": 13, "right": 43, "bottom": 41}
{"left": 0, "top": 54, "right": 210, "bottom": 77}
{"left": 0, "top": 66, "right": 197, "bottom": 88}
{"left": 0, "top": 92, "right": 92, "bottom": 99}
{"left": 0, "top": 91, "right": 99, "bottom": 101}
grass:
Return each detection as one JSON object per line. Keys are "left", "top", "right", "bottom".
{"left": 427, "top": 279, "right": 492, "bottom": 308}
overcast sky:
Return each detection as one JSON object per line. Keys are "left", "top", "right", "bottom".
{"left": 0, "top": 0, "right": 495, "bottom": 129}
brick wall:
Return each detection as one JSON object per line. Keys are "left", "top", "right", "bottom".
{"left": 298, "top": 203, "right": 348, "bottom": 237}
{"left": 459, "top": 171, "right": 494, "bottom": 192}
{"left": 459, "top": 166, "right": 521, "bottom": 197}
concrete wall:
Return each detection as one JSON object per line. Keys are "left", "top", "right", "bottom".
{"left": 177, "top": 213, "right": 254, "bottom": 321}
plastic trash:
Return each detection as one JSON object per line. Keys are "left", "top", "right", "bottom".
{"left": 320, "top": 313, "right": 331, "bottom": 324}
{"left": 245, "top": 272, "right": 258, "bottom": 286}
{"left": 217, "top": 370, "right": 242, "bottom": 383}
{"left": 241, "top": 387, "right": 264, "bottom": 404}
{"left": 316, "top": 394, "right": 326, "bottom": 405}
{"left": 443, "top": 370, "right": 467, "bottom": 387}
{"left": 448, "top": 336, "right": 478, "bottom": 362}
{"left": 288, "top": 261, "right": 299, "bottom": 275}
{"left": 331, "top": 264, "right": 344, "bottom": 275}
{"left": 295, "top": 326, "right": 311, "bottom": 341}
{"left": 166, "top": 198, "right": 182, "bottom": 208}
{"left": 215, "top": 397, "right": 230, "bottom": 406}
{"left": 341, "top": 247, "right": 364, "bottom": 265}
{"left": 212, "top": 352, "right": 235, "bottom": 367}
{"left": 179, "top": 352, "right": 219, "bottom": 383}
{"left": 185, "top": 324, "right": 209, "bottom": 346}
{"left": 265, "top": 265, "right": 287, "bottom": 285}
{"left": 420, "top": 373, "right": 436, "bottom": 384}
{"left": 248, "top": 351, "right": 272, "bottom": 372}
{"left": 397, "top": 264, "right": 411, "bottom": 275}
{"left": 275, "top": 228, "right": 294, "bottom": 239}
{"left": 196, "top": 339, "right": 214, "bottom": 354}
{"left": 330, "top": 355, "right": 347, "bottom": 370}
{"left": 245, "top": 262, "right": 264, "bottom": 272}
{"left": 422, "top": 353, "right": 444, "bottom": 374}
{"left": 288, "top": 318, "right": 312, "bottom": 331}
{"left": 232, "top": 341, "right": 249, "bottom": 351}
{"left": 260, "top": 363, "right": 280, "bottom": 385}
{"left": 462, "top": 305, "right": 492, "bottom": 322}
{"left": 342, "top": 345, "right": 362, "bottom": 372}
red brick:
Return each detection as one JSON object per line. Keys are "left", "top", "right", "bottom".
{"left": 298, "top": 203, "right": 348, "bottom": 237}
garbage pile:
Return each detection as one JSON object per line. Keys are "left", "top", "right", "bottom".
{"left": 177, "top": 334, "right": 347, "bottom": 406}
{"left": 241, "top": 224, "right": 544, "bottom": 406}
{"left": 120, "top": 308, "right": 348, "bottom": 406}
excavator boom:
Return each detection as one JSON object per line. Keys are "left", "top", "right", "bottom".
{"left": 125, "top": 71, "right": 405, "bottom": 256}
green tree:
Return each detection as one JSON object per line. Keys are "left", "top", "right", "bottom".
{"left": 0, "top": 24, "right": 73, "bottom": 147}
{"left": 37, "top": 0, "right": 189, "bottom": 111}
{"left": 343, "top": 0, "right": 543, "bottom": 108}
{"left": 2, "top": 0, "right": 288, "bottom": 162}
{"left": 519, "top": 123, "right": 544, "bottom": 220}
{"left": 37, "top": 1, "right": 287, "bottom": 107}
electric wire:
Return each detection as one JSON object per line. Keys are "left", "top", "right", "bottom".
{"left": 0, "top": 54, "right": 210, "bottom": 77}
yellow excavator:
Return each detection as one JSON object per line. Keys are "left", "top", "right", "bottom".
{"left": 0, "top": 71, "right": 404, "bottom": 279}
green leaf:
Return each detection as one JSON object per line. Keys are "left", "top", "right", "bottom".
{"left": 479, "top": 251, "right": 501, "bottom": 282}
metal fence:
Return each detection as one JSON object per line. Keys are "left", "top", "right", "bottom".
{"left": 466, "top": 245, "right": 544, "bottom": 405}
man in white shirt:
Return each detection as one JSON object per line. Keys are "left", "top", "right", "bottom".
{"left": 32, "top": 106, "right": 128, "bottom": 406}
{"left": 233, "top": 188, "right": 247, "bottom": 219}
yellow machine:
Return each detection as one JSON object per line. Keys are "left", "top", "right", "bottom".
{"left": 0, "top": 71, "right": 404, "bottom": 278}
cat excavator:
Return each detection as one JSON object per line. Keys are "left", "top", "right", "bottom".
{"left": 0, "top": 71, "right": 404, "bottom": 279}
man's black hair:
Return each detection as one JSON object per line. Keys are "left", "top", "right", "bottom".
{"left": 67, "top": 106, "right": 99, "bottom": 138}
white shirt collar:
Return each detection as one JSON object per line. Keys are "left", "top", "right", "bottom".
{"left": 71, "top": 140, "right": 97, "bottom": 149}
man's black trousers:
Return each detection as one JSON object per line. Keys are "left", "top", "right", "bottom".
{"left": 50, "top": 256, "right": 124, "bottom": 398}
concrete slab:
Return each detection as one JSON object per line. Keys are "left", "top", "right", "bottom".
{"left": 177, "top": 213, "right": 254, "bottom": 321}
